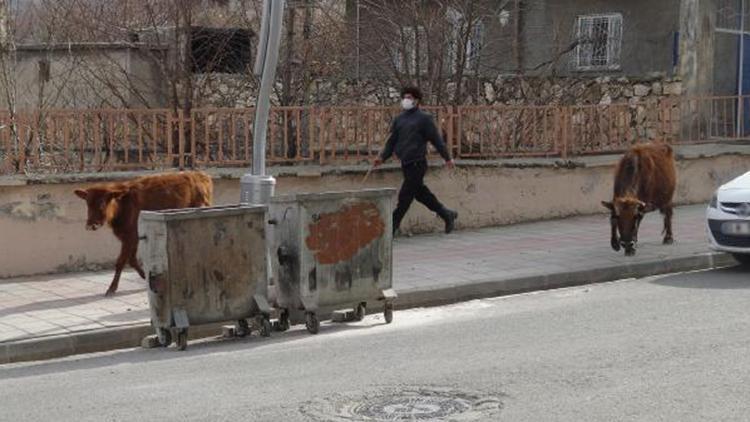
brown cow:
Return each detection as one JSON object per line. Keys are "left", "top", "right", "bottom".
{"left": 602, "top": 143, "right": 676, "bottom": 256}
{"left": 74, "top": 171, "right": 213, "bottom": 296}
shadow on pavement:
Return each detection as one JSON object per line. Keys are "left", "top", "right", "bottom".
{"left": 650, "top": 266, "right": 750, "bottom": 290}
{"left": 0, "top": 319, "right": 388, "bottom": 380}
{"left": 0, "top": 288, "right": 145, "bottom": 318}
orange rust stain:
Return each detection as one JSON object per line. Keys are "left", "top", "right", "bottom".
{"left": 305, "top": 202, "right": 385, "bottom": 265}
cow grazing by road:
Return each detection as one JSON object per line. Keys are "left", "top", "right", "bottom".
{"left": 74, "top": 171, "right": 213, "bottom": 296}
{"left": 602, "top": 143, "right": 676, "bottom": 256}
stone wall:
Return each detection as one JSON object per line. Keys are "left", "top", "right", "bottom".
{"left": 482, "top": 75, "right": 683, "bottom": 106}
{"left": 194, "top": 74, "right": 683, "bottom": 109}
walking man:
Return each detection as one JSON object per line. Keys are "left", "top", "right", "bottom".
{"left": 374, "top": 86, "right": 458, "bottom": 235}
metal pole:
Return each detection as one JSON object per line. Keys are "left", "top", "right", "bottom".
{"left": 738, "top": 0, "right": 746, "bottom": 137}
{"left": 254, "top": 0, "right": 271, "bottom": 77}
{"left": 241, "top": 0, "right": 285, "bottom": 205}
{"left": 253, "top": 0, "right": 285, "bottom": 176}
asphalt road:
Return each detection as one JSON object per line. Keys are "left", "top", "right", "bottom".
{"left": 2, "top": 267, "right": 750, "bottom": 421}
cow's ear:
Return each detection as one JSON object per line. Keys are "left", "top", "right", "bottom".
{"left": 106, "top": 189, "right": 128, "bottom": 201}
{"left": 640, "top": 202, "right": 654, "bottom": 213}
{"left": 74, "top": 189, "right": 88, "bottom": 200}
{"left": 601, "top": 201, "right": 614, "bottom": 211}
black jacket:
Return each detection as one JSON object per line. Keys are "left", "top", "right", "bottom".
{"left": 380, "top": 108, "right": 451, "bottom": 165}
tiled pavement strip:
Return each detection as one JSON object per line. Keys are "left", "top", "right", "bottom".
{"left": 0, "top": 204, "right": 731, "bottom": 356}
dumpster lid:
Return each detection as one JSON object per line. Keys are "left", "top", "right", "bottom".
{"left": 140, "top": 204, "right": 267, "bottom": 222}
{"left": 272, "top": 188, "right": 397, "bottom": 203}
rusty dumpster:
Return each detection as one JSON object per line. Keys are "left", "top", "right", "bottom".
{"left": 138, "top": 205, "right": 273, "bottom": 350}
{"left": 268, "top": 189, "right": 397, "bottom": 334}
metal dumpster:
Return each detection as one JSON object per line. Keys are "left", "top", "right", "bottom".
{"left": 268, "top": 189, "right": 397, "bottom": 334}
{"left": 138, "top": 205, "right": 273, "bottom": 350}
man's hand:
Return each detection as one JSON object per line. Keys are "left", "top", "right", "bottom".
{"left": 445, "top": 159, "right": 456, "bottom": 170}
{"left": 373, "top": 157, "right": 383, "bottom": 168}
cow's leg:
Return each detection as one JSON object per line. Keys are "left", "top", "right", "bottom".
{"left": 129, "top": 244, "right": 145, "bottom": 279}
{"left": 610, "top": 217, "right": 620, "bottom": 251}
{"left": 662, "top": 206, "right": 674, "bottom": 245}
{"left": 633, "top": 215, "right": 643, "bottom": 244}
{"left": 107, "top": 242, "right": 131, "bottom": 296}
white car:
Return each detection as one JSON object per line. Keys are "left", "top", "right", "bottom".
{"left": 707, "top": 171, "right": 750, "bottom": 265}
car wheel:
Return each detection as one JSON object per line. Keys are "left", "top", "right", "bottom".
{"left": 731, "top": 253, "right": 750, "bottom": 266}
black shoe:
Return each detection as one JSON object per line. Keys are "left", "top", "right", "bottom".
{"left": 443, "top": 210, "right": 458, "bottom": 234}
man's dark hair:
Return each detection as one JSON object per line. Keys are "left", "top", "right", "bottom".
{"left": 400, "top": 86, "right": 423, "bottom": 101}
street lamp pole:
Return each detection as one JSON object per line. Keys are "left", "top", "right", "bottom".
{"left": 738, "top": 0, "right": 747, "bottom": 137}
{"left": 241, "top": 0, "right": 286, "bottom": 204}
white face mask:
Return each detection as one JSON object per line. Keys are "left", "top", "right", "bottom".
{"left": 401, "top": 98, "right": 415, "bottom": 110}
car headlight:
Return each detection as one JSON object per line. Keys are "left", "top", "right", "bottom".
{"left": 709, "top": 193, "right": 718, "bottom": 209}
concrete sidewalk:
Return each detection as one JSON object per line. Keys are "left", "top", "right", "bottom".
{"left": 0, "top": 204, "right": 735, "bottom": 363}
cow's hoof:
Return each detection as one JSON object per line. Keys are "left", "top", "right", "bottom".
{"left": 104, "top": 289, "right": 116, "bottom": 297}
{"left": 663, "top": 237, "right": 674, "bottom": 245}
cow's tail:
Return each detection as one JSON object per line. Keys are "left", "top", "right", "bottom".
{"left": 662, "top": 142, "right": 673, "bottom": 158}
{"left": 193, "top": 171, "right": 213, "bottom": 206}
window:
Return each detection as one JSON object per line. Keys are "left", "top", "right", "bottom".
{"left": 575, "top": 13, "right": 623, "bottom": 71}
{"left": 465, "top": 20, "right": 484, "bottom": 71}
{"left": 395, "top": 25, "right": 428, "bottom": 74}
{"left": 38, "top": 60, "right": 50, "bottom": 83}
{"left": 716, "top": 0, "right": 745, "bottom": 32}
{"left": 446, "top": 8, "right": 484, "bottom": 74}
{"left": 190, "top": 27, "right": 252, "bottom": 74}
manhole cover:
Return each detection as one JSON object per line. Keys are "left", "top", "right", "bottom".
{"left": 300, "top": 386, "right": 503, "bottom": 421}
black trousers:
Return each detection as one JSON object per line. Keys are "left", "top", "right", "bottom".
{"left": 393, "top": 160, "right": 445, "bottom": 232}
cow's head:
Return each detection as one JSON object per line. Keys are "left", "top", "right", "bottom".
{"left": 74, "top": 187, "right": 127, "bottom": 231}
{"left": 602, "top": 196, "right": 649, "bottom": 256}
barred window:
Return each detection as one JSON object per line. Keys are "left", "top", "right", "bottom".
{"left": 575, "top": 13, "right": 623, "bottom": 71}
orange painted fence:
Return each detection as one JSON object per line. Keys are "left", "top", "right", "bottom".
{"left": 0, "top": 96, "right": 746, "bottom": 174}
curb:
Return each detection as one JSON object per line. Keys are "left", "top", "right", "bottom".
{"left": 396, "top": 252, "right": 736, "bottom": 309}
{"left": 1, "top": 325, "right": 152, "bottom": 366}
{"left": 0, "top": 252, "right": 735, "bottom": 365}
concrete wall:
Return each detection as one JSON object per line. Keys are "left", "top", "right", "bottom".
{"left": 1, "top": 44, "right": 166, "bottom": 109}
{"left": 529, "top": 0, "right": 681, "bottom": 77}
{"left": 355, "top": 0, "right": 682, "bottom": 79}
{"left": 2, "top": 144, "right": 749, "bottom": 279}
{"left": 679, "top": 0, "right": 716, "bottom": 97}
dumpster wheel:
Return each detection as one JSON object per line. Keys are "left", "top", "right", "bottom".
{"left": 156, "top": 328, "right": 172, "bottom": 347}
{"left": 354, "top": 302, "right": 367, "bottom": 321}
{"left": 384, "top": 302, "right": 394, "bottom": 324}
{"left": 260, "top": 317, "right": 272, "bottom": 337}
{"left": 305, "top": 312, "right": 320, "bottom": 334}
{"left": 275, "top": 310, "right": 291, "bottom": 332}
{"left": 236, "top": 319, "right": 250, "bottom": 338}
{"left": 176, "top": 329, "right": 188, "bottom": 351}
